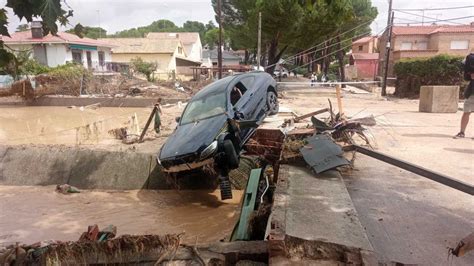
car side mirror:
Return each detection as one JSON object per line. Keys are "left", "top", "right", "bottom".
{"left": 175, "top": 117, "right": 180, "bottom": 123}
{"left": 233, "top": 110, "right": 245, "bottom": 120}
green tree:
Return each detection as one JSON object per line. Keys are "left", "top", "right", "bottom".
{"left": 204, "top": 28, "right": 231, "bottom": 50}
{"left": 213, "top": 0, "right": 377, "bottom": 74}
{"left": 16, "top": 24, "right": 30, "bottom": 32}
{"left": 213, "top": 0, "right": 306, "bottom": 72}
{"left": 66, "top": 25, "right": 107, "bottom": 39}
{"left": 130, "top": 57, "right": 157, "bottom": 82}
{"left": 182, "top": 20, "right": 206, "bottom": 40}
{"left": 111, "top": 19, "right": 179, "bottom": 37}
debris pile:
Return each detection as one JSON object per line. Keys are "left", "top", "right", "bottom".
{"left": 279, "top": 101, "right": 376, "bottom": 173}
{"left": 55, "top": 184, "right": 80, "bottom": 194}
{"left": 0, "top": 225, "right": 185, "bottom": 265}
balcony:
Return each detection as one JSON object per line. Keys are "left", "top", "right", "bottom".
{"left": 68, "top": 60, "right": 130, "bottom": 73}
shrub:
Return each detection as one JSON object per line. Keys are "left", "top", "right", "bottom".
{"left": 48, "top": 62, "right": 89, "bottom": 80}
{"left": 20, "top": 59, "right": 50, "bottom": 75}
{"left": 130, "top": 57, "right": 157, "bottom": 82}
{"left": 393, "top": 54, "right": 465, "bottom": 98}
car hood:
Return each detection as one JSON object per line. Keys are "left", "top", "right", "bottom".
{"left": 159, "top": 114, "right": 228, "bottom": 160}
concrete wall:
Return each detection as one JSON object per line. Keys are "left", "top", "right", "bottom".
{"left": 393, "top": 35, "right": 430, "bottom": 51}
{"left": 0, "top": 145, "right": 157, "bottom": 189}
{"left": 28, "top": 96, "right": 188, "bottom": 107}
{"left": 186, "top": 42, "right": 203, "bottom": 62}
{"left": 353, "top": 60, "right": 378, "bottom": 80}
{"left": 111, "top": 53, "right": 174, "bottom": 73}
{"left": 432, "top": 32, "right": 474, "bottom": 55}
{"left": 45, "top": 44, "right": 68, "bottom": 67}
{"left": 0, "top": 145, "right": 220, "bottom": 190}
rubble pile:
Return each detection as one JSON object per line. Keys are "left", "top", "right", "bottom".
{"left": 0, "top": 225, "right": 184, "bottom": 265}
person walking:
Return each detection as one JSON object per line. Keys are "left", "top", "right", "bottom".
{"left": 454, "top": 53, "right": 474, "bottom": 139}
{"left": 310, "top": 73, "right": 316, "bottom": 87}
{"left": 154, "top": 98, "right": 163, "bottom": 134}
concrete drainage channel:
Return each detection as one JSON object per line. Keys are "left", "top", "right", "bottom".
{"left": 0, "top": 128, "right": 379, "bottom": 265}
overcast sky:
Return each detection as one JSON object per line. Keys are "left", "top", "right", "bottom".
{"left": 1, "top": 0, "right": 474, "bottom": 36}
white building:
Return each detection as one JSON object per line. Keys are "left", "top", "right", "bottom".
{"left": 146, "top": 32, "right": 202, "bottom": 62}
{"left": 1, "top": 23, "right": 114, "bottom": 72}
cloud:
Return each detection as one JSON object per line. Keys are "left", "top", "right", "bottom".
{"left": 1, "top": 0, "right": 215, "bottom": 34}
{"left": 1, "top": 0, "right": 473, "bottom": 36}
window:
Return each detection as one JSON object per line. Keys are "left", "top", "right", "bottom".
{"left": 450, "top": 40, "right": 469, "bottom": 50}
{"left": 400, "top": 42, "right": 412, "bottom": 50}
{"left": 71, "top": 49, "right": 82, "bottom": 64}
{"left": 358, "top": 45, "right": 363, "bottom": 51}
{"left": 98, "top": 51, "right": 105, "bottom": 66}
{"left": 180, "top": 90, "right": 227, "bottom": 124}
{"left": 240, "top": 77, "right": 254, "bottom": 91}
{"left": 231, "top": 81, "right": 250, "bottom": 106}
{"left": 417, "top": 42, "right": 428, "bottom": 50}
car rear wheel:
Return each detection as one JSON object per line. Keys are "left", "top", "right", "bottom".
{"left": 223, "top": 139, "right": 239, "bottom": 169}
{"left": 266, "top": 91, "right": 279, "bottom": 115}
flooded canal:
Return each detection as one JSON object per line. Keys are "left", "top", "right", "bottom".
{"left": 0, "top": 186, "right": 243, "bottom": 245}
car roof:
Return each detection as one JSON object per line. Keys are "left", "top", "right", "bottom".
{"left": 193, "top": 72, "right": 263, "bottom": 99}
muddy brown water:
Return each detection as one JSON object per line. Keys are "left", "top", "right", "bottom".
{"left": 0, "top": 106, "right": 182, "bottom": 146}
{"left": 0, "top": 186, "right": 243, "bottom": 245}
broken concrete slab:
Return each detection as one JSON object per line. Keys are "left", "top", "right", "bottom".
{"left": 269, "top": 165, "right": 373, "bottom": 264}
{"left": 285, "top": 166, "right": 372, "bottom": 251}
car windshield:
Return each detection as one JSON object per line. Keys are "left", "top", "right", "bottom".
{"left": 180, "top": 90, "right": 227, "bottom": 124}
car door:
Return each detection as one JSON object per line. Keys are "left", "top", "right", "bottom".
{"left": 230, "top": 76, "right": 254, "bottom": 119}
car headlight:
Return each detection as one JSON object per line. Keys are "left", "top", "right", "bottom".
{"left": 200, "top": 140, "right": 218, "bottom": 159}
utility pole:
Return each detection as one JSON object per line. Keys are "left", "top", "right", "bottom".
{"left": 97, "top": 10, "right": 101, "bottom": 38}
{"left": 257, "top": 12, "right": 262, "bottom": 69}
{"left": 382, "top": 0, "right": 393, "bottom": 96}
{"left": 422, "top": 9, "right": 425, "bottom": 25}
{"left": 217, "top": 0, "right": 223, "bottom": 79}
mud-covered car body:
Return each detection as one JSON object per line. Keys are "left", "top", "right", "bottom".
{"left": 158, "top": 72, "right": 278, "bottom": 173}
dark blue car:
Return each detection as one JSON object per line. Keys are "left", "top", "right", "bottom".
{"left": 158, "top": 72, "right": 278, "bottom": 185}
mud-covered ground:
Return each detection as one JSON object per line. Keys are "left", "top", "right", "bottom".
{"left": 278, "top": 86, "right": 474, "bottom": 265}
{"left": 0, "top": 104, "right": 183, "bottom": 154}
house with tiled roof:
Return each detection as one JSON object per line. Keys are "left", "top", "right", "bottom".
{"left": 99, "top": 37, "right": 201, "bottom": 80}
{"left": 146, "top": 32, "right": 202, "bottom": 62}
{"left": 0, "top": 22, "right": 114, "bottom": 71}
{"left": 347, "top": 36, "right": 380, "bottom": 80}
{"left": 379, "top": 23, "right": 474, "bottom": 76}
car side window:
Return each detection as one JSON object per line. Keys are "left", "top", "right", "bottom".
{"left": 230, "top": 77, "right": 254, "bottom": 106}
{"left": 240, "top": 77, "right": 255, "bottom": 91}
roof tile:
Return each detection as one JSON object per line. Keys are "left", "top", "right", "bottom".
{"left": 1, "top": 30, "right": 114, "bottom": 47}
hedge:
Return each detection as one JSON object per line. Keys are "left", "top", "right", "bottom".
{"left": 393, "top": 54, "right": 467, "bottom": 98}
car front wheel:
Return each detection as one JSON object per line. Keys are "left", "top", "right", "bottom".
{"left": 266, "top": 91, "right": 279, "bottom": 115}
{"left": 223, "top": 139, "right": 239, "bottom": 169}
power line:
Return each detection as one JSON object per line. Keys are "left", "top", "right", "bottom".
{"left": 266, "top": 19, "right": 374, "bottom": 69}
{"left": 286, "top": 25, "right": 389, "bottom": 75}
{"left": 394, "top": 10, "right": 469, "bottom": 25}
{"left": 394, "top": 14, "right": 474, "bottom": 25}
{"left": 393, "top": 5, "right": 474, "bottom": 11}
{"left": 272, "top": 30, "right": 372, "bottom": 67}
